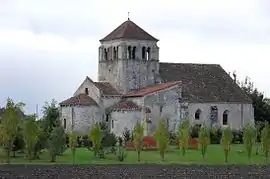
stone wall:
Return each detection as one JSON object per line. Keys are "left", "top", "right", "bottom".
{"left": 110, "top": 110, "right": 141, "bottom": 137}
{"left": 61, "top": 105, "right": 103, "bottom": 135}
{"left": 188, "top": 103, "right": 254, "bottom": 129}
{"left": 98, "top": 39, "right": 161, "bottom": 94}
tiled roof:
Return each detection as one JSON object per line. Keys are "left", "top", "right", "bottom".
{"left": 109, "top": 100, "right": 151, "bottom": 113}
{"left": 59, "top": 94, "right": 97, "bottom": 106}
{"left": 100, "top": 19, "right": 158, "bottom": 42}
{"left": 124, "top": 81, "right": 181, "bottom": 98}
{"left": 95, "top": 82, "right": 122, "bottom": 96}
{"left": 159, "top": 63, "right": 252, "bottom": 103}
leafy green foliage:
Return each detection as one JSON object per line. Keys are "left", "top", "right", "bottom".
{"left": 132, "top": 122, "right": 144, "bottom": 161}
{"left": 243, "top": 123, "right": 256, "bottom": 160}
{"left": 116, "top": 146, "right": 126, "bottom": 162}
{"left": 0, "top": 98, "right": 25, "bottom": 163}
{"left": 198, "top": 125, "right": 210, "bottom": 159}
{"left": 154, "top": 119, "right": 169, "bottom": 161}
{"left": 177, "top": 119, "right": 190, "bottom": 156}
{"left": 47, "top": 126, "right": 66, "bottom": 162}
{"left": 123, "top": 127, "right": 132, "bottom": 143}
{"left": 89, "top": 123, "right": 102, "bottom": 156}
{"left": 221, "top": 126, "right": 233, "bottom": 163}
{"left": 260, "top": 123, "right": 270, "bottom": 163}
{"left": 23, "top": 115, "right": 39, "bottom": 161}
{"left": 69, "top": 131, "right": 77, "bottom": 164}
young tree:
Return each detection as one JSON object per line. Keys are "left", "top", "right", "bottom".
{"left": 69, "top": 131, "right": 77, "bottom": 165}
{"left": 221, "top": 126, "right": 233, "bottom": 163}
{"left": 177, "top": 119, "right": 190, "bottom": 156}
{"left": 132, "top": 122, "right": 144, "bottom": 162}
{"left": 154, "top": 119, "right": 169, "bottom": 161}
{"left": 243, "top": 123, "right": 256, "bottom": 160}
{"left": 261, "top": 122, "right": 270, "bottom": 163}
{"left": 47, "top": 126, "right": 66, "bottom": 162}
{"left": 23, "top": 115, "right": 39, "bottom": 161}
{"left": 0, "top": 98, "right": 25, "bottom": 163}
{"left": 198, "top": 124, "right": 210, "bottom": 160}
{"left": 89, "top": 122, "right": 102, "bottom": 156}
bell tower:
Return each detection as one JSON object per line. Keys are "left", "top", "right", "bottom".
{"left": 98, "top": 18, "right": 161, "bottom": 94}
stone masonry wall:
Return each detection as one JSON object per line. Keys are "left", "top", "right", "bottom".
{"left": 188, "top": 103, "right": 254, "bottom": 129}
{"left": 61, "top": 105, "right": 103, "bottom": 135}
{"left": 110, "top": 110, "right": 141, "bottom": 137}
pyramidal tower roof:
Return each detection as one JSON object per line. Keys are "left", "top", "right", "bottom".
{"left": 100, "top": 19, "right": 159, "bottom": 42}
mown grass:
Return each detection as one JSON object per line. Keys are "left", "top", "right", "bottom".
{"left": 0, "top": 144, "right": 267, "bottom": 165}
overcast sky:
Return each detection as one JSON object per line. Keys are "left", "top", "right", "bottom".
{"left": 0, "top": 0, "right": 269, "bottom": 114}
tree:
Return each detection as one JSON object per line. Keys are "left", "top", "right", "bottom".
{"left": 22, "top": 115, "right": 39, "bottom": 161}
{"left": 198, "top": 124, "right": 210, "bottom": 160}
{"left": 0, "top": 98, "right": 25, "bottom": 163}
{"left": 69, "top": 131, "right": 77, "bottom": 165}
{"left": 261, "top": 123, "right": 270, "bottom": 163}
{"left": 132, "top": 122, "right": 144, "bottom": 162}
{"left": 154, "top": 119, "right": 169, "bottom": 161}
{"left": 177, "top": 119, "right": 190, "bottom": 156}
{"left": 221, "top": 126, "right": 233, "bottom": 163}
{"left": 47, "top": 126, "right": 66, "bottom": 162}
{"left": 89, "top": 122, "right": 102, "bottom": 156}
{"left": 243, "top": 123, "right": 256, "bottom": 160}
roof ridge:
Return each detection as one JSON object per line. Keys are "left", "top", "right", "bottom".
{"left": 159, "top": 62, "right": 220, "bottom": 66}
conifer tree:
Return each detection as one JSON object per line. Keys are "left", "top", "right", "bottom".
{"left": 154, "top": 119, "right": 169, "bottom": 161}
{"left": 132, "top": 122, "right": 144, "bottom": 162}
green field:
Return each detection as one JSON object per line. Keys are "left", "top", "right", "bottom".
{"left": 0, "top": 145, "right": 267, "bottom": 165}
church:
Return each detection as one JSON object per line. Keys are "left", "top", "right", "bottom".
{"left": 59, "top": 18, "right": 254, "bottom": 136}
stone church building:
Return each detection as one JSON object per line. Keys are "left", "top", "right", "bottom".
{"left": 59, "top": 18, "right": 254, "bottom": 136}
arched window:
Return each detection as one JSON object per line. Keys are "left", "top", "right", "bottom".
{"left": 113, "top": 47, "right": 117, "bottom": 60}
{"left": 142, "top": 46, "right": 146, "bottom": 59}
{"left": 132, "top": 46, "right": 136, "bottom": 59}
{"left": 195, "top": 109, "right": 201, "bottom": 120}
{"left": 223, "top": 110, "right": 229, "bottom": 125}
{"left": 104, "top": 49, "right": 108, "bottom": 60}
{"left": 127, "top": 46, "right": 132, "bottom": 59}
{"left": 146, "top": 47, "right": 151, "bottom": 60}
{"left": 63, "top": 118, "right": 66, "bottom": 129}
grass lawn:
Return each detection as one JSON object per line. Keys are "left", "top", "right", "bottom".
{"left": 0, "top": 145, "right": 267, "bottom": 165}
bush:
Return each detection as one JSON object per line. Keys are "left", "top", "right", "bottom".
{"left": 210, "top": 128, "right": 222, "bottom": 144}
{"left": 116, "top": 146, "right": 126, "bottom": 162}
{"left": 82, "top": 135, "right": 92, "bottom": 149}
{"left": 101, "top": 132, "right": 117, "bottom": 148}
{"left": 232, "top": 130, "right": 243, "bottom": 144}
{"left": 125, "top": 136, "right": 157, "bottom": 151}
{"left": 188, "top": 137, "right": 198, "bottom": 149}
{"left": 123, "top": 128, "right": 131, "bottom": 143}
{"left": 190, "top": 124, "right": 201, "bottom": 138}
{"left": 169, "top": 132, "right": 178, "bottom": 145}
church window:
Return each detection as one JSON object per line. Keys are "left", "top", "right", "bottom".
{"left": 106, "top": 114, "right": 109, "bottom": 122}
{"left": 85, "top": 88, "right": 89, "bottom": 95}
{"left": 195, "top": 109, "right": 201, "bottom": 120}
{"left": 146, "top": 47, "right": 151, "bottom": 60}
{"left": 142, "top": 46, "right": 146, "bottom": 59}
{"left": 111, "top": 119, "right": 114, "bottom": 129}
{"left": 127, "top": 46, "right": 132, "bottom": 59}
{"left": 104, "top": 49, "right": 108, "bottom": 60}
{"left": 63, "top": 118, "right": 66, "bottom": 129}
{"left": 159, "top": 106, "right": 163, "bottom": 115}
{"left": 223, "top": 110, "right": 229, "bottom": 125}
{"left": 113, "top": 47, "right": 117, "bottom": 60}
{"left": 132, "top": 46, "right": 136, "bottom": 59}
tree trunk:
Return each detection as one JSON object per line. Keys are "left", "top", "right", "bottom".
{"left": 224, "top": 149, "right": 229, "bottom": 163}
{"left": 51, "top": 154, "right": 56, "bottom": 162}
{"left": 137, "top": 151, "right": 141, "bottom": 162}
{"left": 160, "top": 150, "right": 165, "bottom": 161}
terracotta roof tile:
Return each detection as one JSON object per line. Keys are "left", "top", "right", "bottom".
{"left": 59, "top": 94, "right": 97, "bottom": 106}
{"left": 109, "top": 100, "right": 151, "bottom": 113}
{"left": 95, "top": 82, "right": 122, "bottom": 96}
{"left": 124, "top": 81, "right": 181, "bottom": 98}
{"left": 100, "top": 20, "right": 158, "bottom": 42}
{"left": 159, "top": 63, "right": 252, "bottom": 103}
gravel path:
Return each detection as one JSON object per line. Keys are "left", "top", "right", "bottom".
{"left": 0, "top": 164, "right": 269, "bottom": 179}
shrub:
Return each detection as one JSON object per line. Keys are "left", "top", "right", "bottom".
{"left": 82, "top": 135, "right": 92, "bottom": 149}
{"left": 232, "top": 130, "right": 243, "bottom": 144}
{"left": 190, "top": 124, "right": 201, "bottom": 138}
{"left": 123, "top": 128, "right": 132, "bottom": 143}
{"left": 116, "top": 146, "right": 126, "bottom": 162}
{"left": 189, "top": 137, "right": 198, "bottom": 149}
{"left": 125, "top": 136, "right": 157, "bottom": 151}
{"left": 210, "top": 128, "right": 222, "bottom": 144}
{"left": 243, "top": 123, "right": 256, "bottom": 160}
{"left": 169, "top": 132, "right": 178, "bottom": 145}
